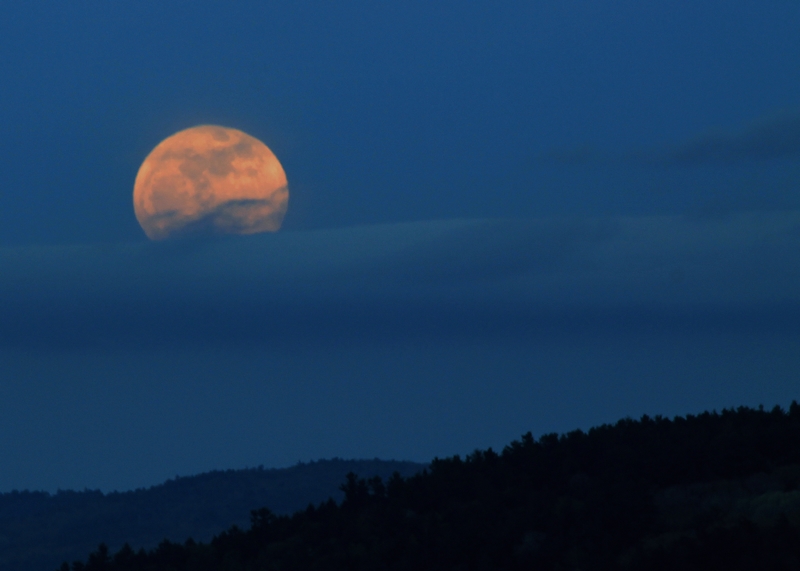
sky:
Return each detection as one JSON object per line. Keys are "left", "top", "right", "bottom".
{"left": 1, "top": 0, "right": 799, "bottom": 492}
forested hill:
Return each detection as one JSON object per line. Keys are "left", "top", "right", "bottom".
{"left": 69, "top": 404, "right": 800, "bottom": 571}
{"left": 0, "top": 459, "right": 425, "bottom": 571}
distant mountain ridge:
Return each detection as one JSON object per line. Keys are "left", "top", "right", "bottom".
{"left": 0, "top": 458, "right": 426, "bottom": 571}
{"left": 65, "top": 404, "right": 800, "bottom": 571}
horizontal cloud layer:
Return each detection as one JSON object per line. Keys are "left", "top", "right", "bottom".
{"left": 2, "top": 212, "right": 799, "bottom": 348}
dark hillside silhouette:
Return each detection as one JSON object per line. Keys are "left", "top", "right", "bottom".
{"left": 66, "top": 403, "right": 800, "bottom": 570}
{"left": 0, "top": 459, "right": 424, "bottom": 571}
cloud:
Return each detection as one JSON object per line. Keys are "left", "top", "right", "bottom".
{"left": 149, "top": 195, "right": 289, "bottom": 239}
{"left": 538, "top": 108, "right": 800, "bottom": 167}
{"left": 1, "top": 213, "right": 800, "bottom": 349}
{"left": 658, "top": 109, "right": 800, "bottom": 165}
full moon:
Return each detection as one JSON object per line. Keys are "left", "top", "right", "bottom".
{"left": 133, "top": 125, "right": 288, "bottom": 240}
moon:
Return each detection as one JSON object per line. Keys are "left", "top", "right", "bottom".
{"left": 133, "top": 125, "right": 288, "bottom": 240}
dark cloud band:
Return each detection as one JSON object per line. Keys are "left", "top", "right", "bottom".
{"left": 2, "top": 213, "right": 799, "bottom": 348}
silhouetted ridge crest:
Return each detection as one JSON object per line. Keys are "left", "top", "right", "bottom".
{"left": 66, "top": 404, "right": 800, "bottom": 570}
{"left": 0, "top": 459, "right": 424, "bottom": 571}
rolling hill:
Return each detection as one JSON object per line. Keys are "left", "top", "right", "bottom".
{"left": 0, "top": 459, "right": 425, "bottom": 571}
{"left": 66, "top": 403, "right": 800, "bottom": 571}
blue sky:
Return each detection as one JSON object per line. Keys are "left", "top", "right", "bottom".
{"left": 1, "top": 1, "right": 799, "bottom": 492}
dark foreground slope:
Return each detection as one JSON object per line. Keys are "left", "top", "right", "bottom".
{"left": 0, "top": 459, "right": 424, "bottom": 571}
{"left": 69, "top": 404, "right": 800, "bottom": 571}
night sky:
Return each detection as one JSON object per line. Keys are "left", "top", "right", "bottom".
{"left": 1, "top": 1, "right": 799, "bottom": 492}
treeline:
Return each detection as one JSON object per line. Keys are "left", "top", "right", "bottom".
{"left": 0, "top": 459, "right": 424, "bottom": 571}
{"left": 65, "top": 403, "right": 800, "bottom": 570}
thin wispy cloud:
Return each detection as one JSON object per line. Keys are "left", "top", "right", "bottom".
{"left": 539, "top": 108, "right": 800, "bottom": 167}
{"left": 657, "top": 109, "right": 800, "bottom": 166}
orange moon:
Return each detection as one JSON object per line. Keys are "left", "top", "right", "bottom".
{"left": 133, "top": 125, "right": 288, "bottom": 240}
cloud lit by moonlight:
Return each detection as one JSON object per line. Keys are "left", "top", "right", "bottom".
{"left": 133, "top": 125, "right": 289, "bottom": 240}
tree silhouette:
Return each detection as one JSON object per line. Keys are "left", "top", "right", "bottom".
{"left": 64, "top": 402, "right": 800, "bottom": 571}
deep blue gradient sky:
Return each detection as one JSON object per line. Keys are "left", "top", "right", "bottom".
{"left": 1, "top": 1, "right": 799, "bottom": 492}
